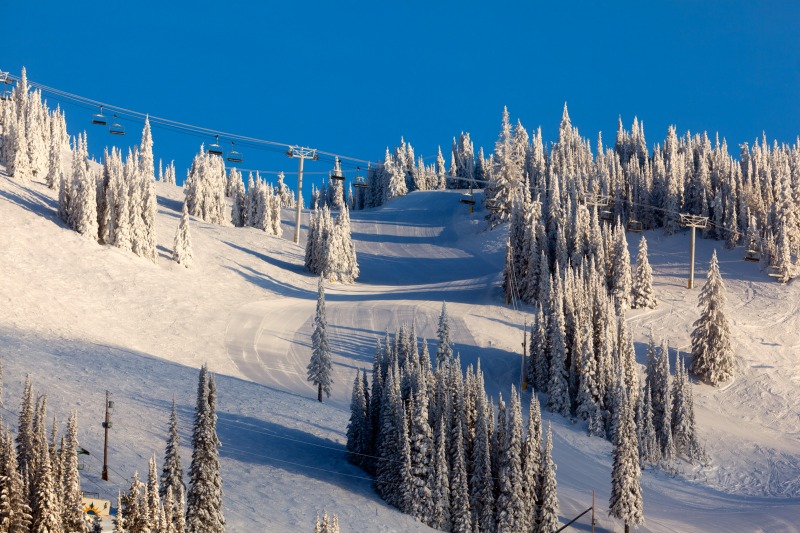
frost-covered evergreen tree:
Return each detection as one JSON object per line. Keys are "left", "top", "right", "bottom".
{"left": 522, "top": 393, "right": 542, "bottom": 529}
{"left": 31, "top": 439, "right": 63, "bottom": 533}
{"left": 449, "top": 420, "right": 472, "bottom": 533}
{"left": 435, "top": 302, "right": 453, "bottom": 369}
{"left": 690, "top": 250, "right": 734, "bottom": 385}
{"left": 536, "top": 423, "right": 560, "bottom": 533}
{"left": 496, "top": 387, "right": 525, "bottom": 533}
{"left": 611, "top": 221, "right": 632, "bottom": 313}
{"left": 161, "top": 396, "right": 186, "bottom": 520}
{"left": 186, "top": 364, "right": 224, "bottom": 533}
{"left": 469, "top": 383, "right": 494, "bottom": 533}
{"left": 45, "top": 123, "right": 62, "bottom": 190}
{"left": 408, "top": 389, "right": 435, "bottom": 525}
{"left": 173, "top": 200, "right": 193, "bottom": 268}
{"left": 546, "top": 274, "right": 570, "bottom": 417}
{"left": 71, "top": 133, "right": 99, "bottom": 240}
{"left": 631, "top": 236, "right": 657, "bottom": 309}
{"left": 60, "top": 412, "right": 87, "bottom": 532}
{"left": 609, "top": 384, "right": 644, "bottom": 532}
{"left": 0, "top": 429, "right": 32, "bottom": 532}
{"left": 308, "top": 277, "right": 333, "bottom": 402}
{"left": 346, "top": 372, "right": 369, "bottom": 468}
{"left": 638, "top": 383, "right": 659, "bottom": 466}
{"left": 10, "top": 115, "right": 31, "bottom": 181}
{"left": 431, "top": 417, "right": 450, "bottom": 531}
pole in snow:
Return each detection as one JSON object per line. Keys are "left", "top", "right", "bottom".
{"left": 679, "top": 214, "right": 708, "bottom": 289}
{"left": 287, "top": 146, "right": 319, "bottom": 245}
{"left": 102, "top": 390, "right": 113, "bottom": 481}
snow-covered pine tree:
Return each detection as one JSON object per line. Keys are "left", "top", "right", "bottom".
{"left": 173, "top": 200, "right": 193, "bottom": 268}
{"left": 469, "top": 382, "right": 494, "bottom": 533}
{"left": 449, "top": 420, "right": 472, "bottom": 533}
{"left": 0, "top": 428, "right": 32, "bottom": 531}
{"left": 631, "top": 235, "right": 657, "bottom": 309}
{"left": 161, "top": 396, "right": 186, "bottom": 518}
{"left": 60, "top": 412, "right": 87, "bottom": 532}
{"left": 71, "top": 133, "right": 99, "bottom": 240}
{"left": 145, "top": 454, "right": 162, "bottom": 530}
{"left": 536, "top": 422, "right": 560, "bottom": 533}
{"left": 31, "top": 437, "right": 63, "bottom": 533}
{"left": 608, "top": 383, "right": 644, "bottom": 533}
{"left": 308, "top": 277, "right": 333, "bottom": 402}
{"left": 346, "top": 371, "right": 368, "bottom": 468}
{"left": 186, "top": 364, "right": 225, "bottom": 533}
{"left": 435, "top": 302, "right": 453, "bottom": 369}
{"left": 690, "top": 250, "right": 734, "bottom": 385}
{"left": 45, "top": 122, "right": 62, "bottom": 190}
{"left": 408, "top": 389, "right": 435, "bottom": 525}
{"left": 522, "top": 393, "right": 542, "bottom": 529}
{"left": 546, "top": 273, "right": 571, "bottom": 417}
{"left": 10, "top": 114, "right": 31, "bottom": 181}
{"left": 611, "top": 220, "right": 632, "bottom": 314}
{"left": 496, "top": 386, "right": 525, "bottom": 532}
{"left": 638, "top": 383, "right": 658, "bottom": 466}
{"left": 431, "top": 418, "right": 450, "bottom": 531}
{"left": 16, "top": 375, "right": 35, "bottom": 486}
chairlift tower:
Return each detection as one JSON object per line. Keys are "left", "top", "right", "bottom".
{"left": 287, "top": 146, "right": 318, "bottom": 244}
{"left": 101, "top": 391, "right": 113, "bottom": 481}
{"left": 680, "top": 214, "right": 708, "bottom": 289}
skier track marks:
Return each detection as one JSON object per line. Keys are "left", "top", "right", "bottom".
{"left": 224, "top": 296, "right": 479, "bottom": 409}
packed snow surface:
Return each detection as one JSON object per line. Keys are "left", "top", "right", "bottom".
{"left": 1, "top": 172, "right": 799, "bottom": 532}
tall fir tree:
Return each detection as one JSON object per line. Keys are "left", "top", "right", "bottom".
{"left": 609, "top": 385, "right": 644, "bottom": 533}
{"left": 536, "top": 423, "right": 560, "bottom": 533}
{"left": 186, "top": 364, "right": 224, "bottom": 533}
{"left": 690, "top": 250, "right": 734, "bottom": 385}
{"left": 173, "top": 200, "right": 193, "bottom": 268}
{"left": 308, "top": 277, "right": 333, "bottom": 402}
{"left": 161, "top": 396, "right": 186, "bottom": 524}
{"left": 631, "top": 236, "right": 657, "bottom": 309}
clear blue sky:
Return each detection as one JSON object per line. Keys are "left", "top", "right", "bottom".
{"left": 4, "top": 1, "right": 799, "bottom": 195}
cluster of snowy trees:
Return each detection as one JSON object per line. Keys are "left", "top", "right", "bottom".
{"left": 0, "top": 364, "right": 223, "bottom": 533}
{"left": 184, "top": 145, "right": 228, "bottom": 224}
{"left": 354, "top": 139, "right": 449, "bottom": 211}
{"left": 313, "top": 511, "right": 340, "bottom": 532}
{"left": 486, "top": 105, "right": 800, "bottom": 279}
{"left": 158, "top": 159, "right": 177, "bottom": 185}
{"left": 228, "top": 169, "right": 282, "bottom": 235}
{"left": 115, "top": 364, "right": 224, "bottom": 533}
{"left": 304, "top": 205, "right": 359, "bottom": 283}
{"left": 0, "top": 375, "right": 89, "bottom": 531}
{"left": 346, "top": 304, "right": 562, "bottom": 532}
{"left": 91, "top": 119, "right": 158, "bottom": 262}
{"left": 0, "top": 67, "right": 70, "bottom": 184}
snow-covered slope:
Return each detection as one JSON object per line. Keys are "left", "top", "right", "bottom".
{"left": 1, "top": 171, "right": 799, "bottom": 532}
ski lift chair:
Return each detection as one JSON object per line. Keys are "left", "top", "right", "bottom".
{"left": 600, "top": 209, "right": 613, "bottom": 222}
{"left": 207, "top": 135, "right": 223, "bottom": 156}
{"left": 330, "top": 170, "right": 345, "bottom": 182}
{"left": 626, "top": 219, "right": 643, "bottom": 232}
{"left": 108, "top": 115, "right": 125, "bottom": 135}
{"left": 743, "top": 249, "right": 760, "bottom": 263}
{"left": 0, "top": 90, "right": 10, "bottom": 101}
{"left": 92, "top": 105, "right": 107, "bottom": 126}
{"left": 226, "top": 142, "right": 243, "bottom": 163}
{"left": 353, "top": 176, "right": 368, "bottom": 189}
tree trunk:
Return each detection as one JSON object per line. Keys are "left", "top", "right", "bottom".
{"left": 318, "top": 383, "right": 323, "bottom": 403}
{"left": 625, "top": 522, "right": 630, "bottom": 533}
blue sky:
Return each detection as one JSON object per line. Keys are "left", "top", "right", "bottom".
{"left": 4, "top": 1, "right": 799, "bottom": 195}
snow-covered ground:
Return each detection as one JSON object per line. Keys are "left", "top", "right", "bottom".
{"left": 1, "top": 171, "right": 799, "bottom": 532}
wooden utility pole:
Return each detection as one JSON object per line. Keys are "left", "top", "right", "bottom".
{"left": 287, "top": 146, "right": 318, "bottom": 245}
{"left": 101, "top": 391, "right": 112, "bottom": 481}
{"left": 680, "top": 214, "right": 709, "bottom": 289}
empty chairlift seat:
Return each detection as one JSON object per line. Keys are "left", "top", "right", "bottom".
{"left": 109, "top": 114, "right": 125, "bottom": 135}
{"left": 226, "top": 142, "right": 243, "bottom": 163}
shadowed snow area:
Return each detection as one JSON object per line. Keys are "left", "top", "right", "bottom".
{"left": 1, "top": 172, "right": 799, "bottom": 532}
